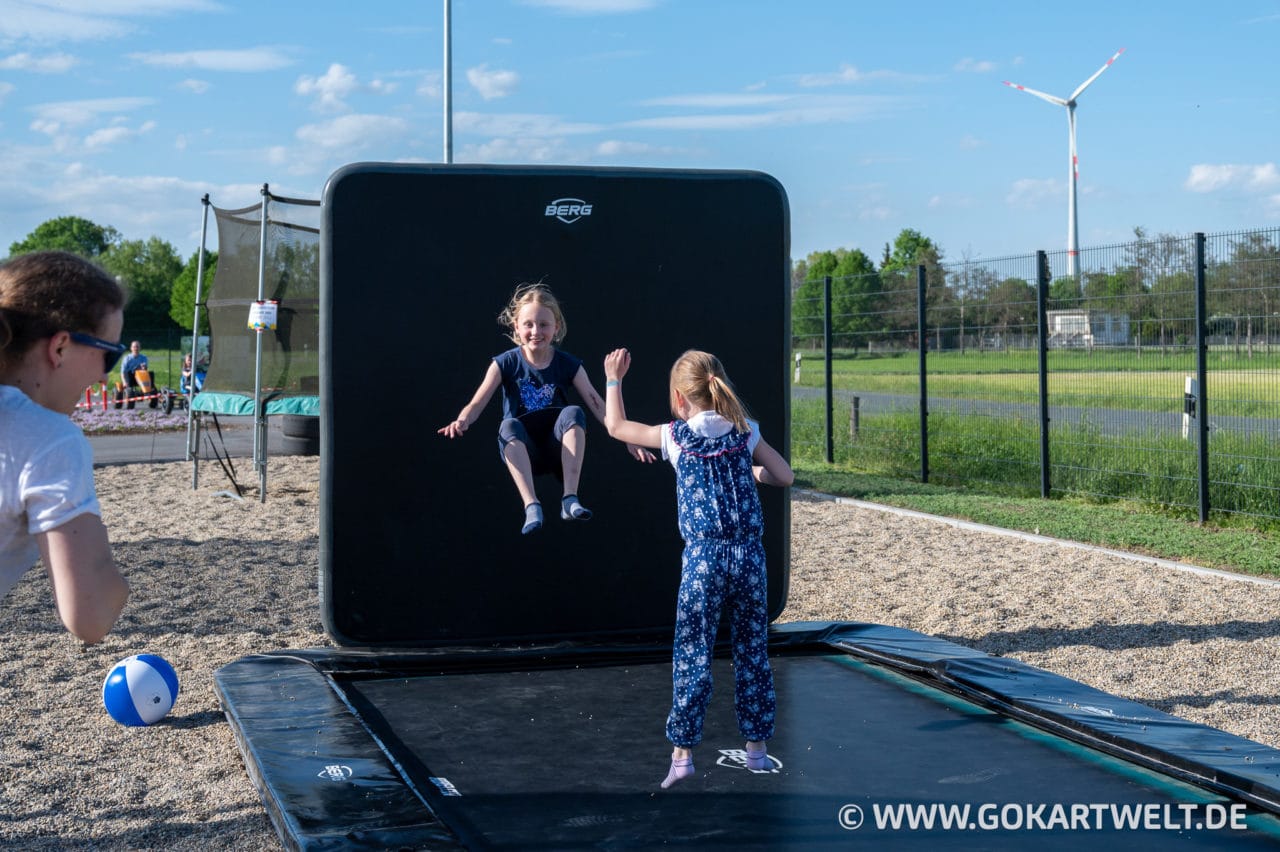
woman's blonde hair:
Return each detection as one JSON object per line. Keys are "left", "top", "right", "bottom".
{"left": 669, "top": 349, "right": 751, "bottom": 432}
{"left": 498, "top": 282, "right": 567, "bottom": 346}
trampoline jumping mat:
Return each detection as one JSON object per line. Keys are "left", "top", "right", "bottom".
{"left": 216, "top": 622, "right": 1280, "bottom": 850}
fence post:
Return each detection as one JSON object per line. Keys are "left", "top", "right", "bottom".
{"left": 1037, "top": 251, "right": 1051, "bottom": 498}
{"left": 917, "top": 264, "right": 928, "bottom": 483}
{"left": 1194, "top": 233, "right": 1209, "bottom": 523}
{"left": 824, "top": 275, "right": 834, "bottom": 464}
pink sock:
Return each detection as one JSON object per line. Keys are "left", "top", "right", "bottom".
{"left": 661, "top": 757, "right": 695, "bottom": 789}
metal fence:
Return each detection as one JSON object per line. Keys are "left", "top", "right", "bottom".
{"left": 792, "top": 227, "right": 1280, "bottom": 526}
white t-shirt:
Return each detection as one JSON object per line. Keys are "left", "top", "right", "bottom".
{"left": 660, "top": 410, "right": 761, "bottom": 469}
{"left": 0, "top": 385, "right": 101, "bottom": 598}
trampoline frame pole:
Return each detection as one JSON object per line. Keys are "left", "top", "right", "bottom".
{"left": 190, "top": 194, "right": 211, "bottom": 489}
{"left": 254, "top": 185, "right": 269, "bottom": 502}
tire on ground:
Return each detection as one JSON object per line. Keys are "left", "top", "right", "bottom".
{"left": 281, "top": 414, "right": 320, "bottom": 439}
{"left": 279, "top": 433, "right": 320, "bottom": 456}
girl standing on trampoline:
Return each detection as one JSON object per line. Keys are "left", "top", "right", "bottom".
{"left": 439, "top": 283, "right": 652, "bottom": 535}
{"left": 603, "top": 347, "right": 793, "bottom": 789}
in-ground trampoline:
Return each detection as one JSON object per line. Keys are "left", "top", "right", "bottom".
{"left": 215, "top": 165, "right": 1280, "bottom": 849}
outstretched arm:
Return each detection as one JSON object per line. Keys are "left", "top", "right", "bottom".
{"left": 438, "top": 361, "right": 502, "bottom": 438}
{"left": 573, "top": 365, "right": 655, "bottom": 462}
{"left": 38, "top": 513, "right": 129, "bottom": 645}
{"left": 603, "top": 348, "right": 664, "bottom": 450}
{"left": 752, "top": 436, "right": 794, "bottom": 487}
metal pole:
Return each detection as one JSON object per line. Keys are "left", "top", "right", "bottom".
{"left": 190, "top": 195, "right": 210, "bottom": 489}
{"left": 823, "top": 275, "right": 833, "bottom": 463}
{"left": 918, "top": 264, "right": 929, "bottom": 483}
{"left": 443, "top": 0, "right": 453, "bottom": 163}
{"left": 1194, "top": 233, "right": 1209, "bottom": 523}
{"left": 1036, "top": 251, "right": 1051, "bottom": 498}
{"left": 255, "top": 184, "right": 269, "bottom": 502}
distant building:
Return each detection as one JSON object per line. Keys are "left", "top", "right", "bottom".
{"left": 1047, "top": 309, "right": 1130, "bottom": 348}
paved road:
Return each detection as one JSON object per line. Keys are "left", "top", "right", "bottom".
{"left": 88, "top": 415, "right": 289, "bottom": 466}
{"left": 793, "top": 387, "right": 1280, "bottom": 439}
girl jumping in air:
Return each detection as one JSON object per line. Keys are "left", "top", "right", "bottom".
{"left": 602, "top": 347, "right": 793, "bottom": 789}
{"left": 439, "top": 283, "right": 651, "bottom": 535}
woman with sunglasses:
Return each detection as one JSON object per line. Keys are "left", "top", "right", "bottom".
{"left": 0, "top": 251, "right": 129, "bottom": 644}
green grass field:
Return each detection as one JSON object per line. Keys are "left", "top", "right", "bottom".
{"left": 793, "top": 349, "right": 1280, "bottom": 417}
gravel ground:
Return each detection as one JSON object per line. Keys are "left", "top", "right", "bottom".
{"left": 2, "top": 457, "right": 1278, "bottom": 849}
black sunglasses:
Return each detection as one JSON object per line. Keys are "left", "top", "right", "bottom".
{"left": 69, "top": 332, "right": 129, "bottom": 373}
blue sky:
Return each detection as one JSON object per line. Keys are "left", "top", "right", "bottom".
{"left": 1, "top": 0, "right": 1277, "bottom": 266}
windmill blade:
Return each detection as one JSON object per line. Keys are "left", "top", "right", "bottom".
{"left": 1070, "top": 48, "right": 1125, "bottom": 101}
{"left": 1002, "top": 80, "right": 1067, "bottom": 106}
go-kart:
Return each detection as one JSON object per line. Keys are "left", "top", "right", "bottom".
{"left": 161, "top": 368, "right": 205, "bottom": 414}
{"left": 113, "top": 367, "right": 160, "bottom": 409}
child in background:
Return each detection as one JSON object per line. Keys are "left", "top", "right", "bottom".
{"left": 602, "top": 347, "right": 793, "bottom": 789}
{"left": 439, "top": 283, "right": 652, "bottom": 534}
{"left": 0, "top": 251, "right": 131, "bottom": 644}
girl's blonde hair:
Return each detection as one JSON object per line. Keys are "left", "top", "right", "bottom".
{"left": 498, "top": 282, "right": 567, "bottom": 346}
{"left": 669, "top": 349, "right": 752, "bottom": 432}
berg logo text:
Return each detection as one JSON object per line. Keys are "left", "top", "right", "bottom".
{"left": 545, "top": 198, "right": 593, "bottom": 224}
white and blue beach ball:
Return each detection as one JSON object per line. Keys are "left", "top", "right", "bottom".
{"left": 102, "top": 654, "right": 180, "bottom": 726}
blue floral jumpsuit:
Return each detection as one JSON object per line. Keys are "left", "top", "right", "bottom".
{"left": 665, "top": 419, "right": 776, "bottom": 748}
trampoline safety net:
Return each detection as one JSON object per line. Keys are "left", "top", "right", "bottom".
{"left": 191, "top": 192, "right": 320, "bottom": 416}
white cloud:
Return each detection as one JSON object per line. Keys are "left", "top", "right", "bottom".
{"left": 517, "top": 0, "right": 658, "bottom": 14}
{"left": 959, "top": 134, "right": 984, "bottom": 150}
{"left": 178, "top": 78, "right": 210, "bottom": 94}
{"left": 129, "top": 47, "right": 294, "bottom": 72}
{"left": 642, "top": 93, "right": 790, "bottom": 108}
{"left": 29, "top": 96, "right": 154, "bottom": 134}
{"left": 1184, "top": 163, "right": 1280, "bottom": 193}
{"left": 417, "top": 72, "right": 442, "bottom": 99}
{"left": 0, "top": 51, "right": 77, "bottom": 72}
{"left": 625, "top": 94, "right": 905, "bottom": 131}
{"left": 294, "top": 113, "right": 409, "bottom": 150}
{"left": 954, "top": 57, "right": 996, "bottom": 73}
{"left": 295, "top": 63, "right": 358, "bottom": 112}
{"left": 454, "top": 111, "right": 601, "bottom": 137}
{"left": 797, "top": 64, "right": 908, "bottom": 87}
{"left": 0, "top": 81, "right": 13, "bottom": 105}
{"left": 1006, "top": 177, "right": 1061, "bottom": 209}
{"left": 84, "top": 119, "right": 154, "bottom": 150}
{"left": 462, "top": 136, "right": 560, "bottom": 163}
{"left": 467, "top": 64, "right": 518, "bottom": 100}
{"left": 0, "top": 1, "right": 222, "bottom": 42}
{"left": 594, "top": 139, "right": 683, "bottom": 158}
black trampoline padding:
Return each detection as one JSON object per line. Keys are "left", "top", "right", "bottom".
{"left": 215, "top": 622, "right": 1280, "bottom": 850}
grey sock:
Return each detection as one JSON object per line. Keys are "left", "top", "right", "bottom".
{"left": 560, "top": 494, "right": 592, "bottom": 521}
{"left": 522, "top": 502, "right": 543, "bottom": 535}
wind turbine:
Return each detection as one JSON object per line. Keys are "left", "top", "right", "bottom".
{"left": 1003, "top": 49, "right": 1124, "bottom": 278}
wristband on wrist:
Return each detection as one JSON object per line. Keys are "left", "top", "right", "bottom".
{"left": 606, "top": 379, "right": 620, "bottom": 388}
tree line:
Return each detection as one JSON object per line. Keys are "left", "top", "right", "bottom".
{"left": 794, "top": 226, "right": 1280, "bottom": 350}
{"left": 6, "top": 216, "right": 214, "bottom": 347}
